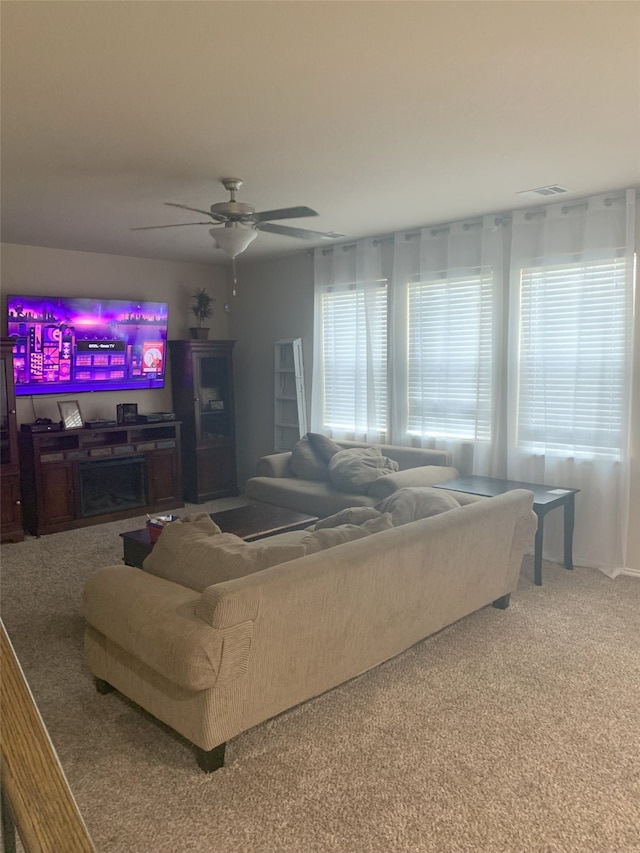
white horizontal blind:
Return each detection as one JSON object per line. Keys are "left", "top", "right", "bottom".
{"left": 407, "top": 269, "right": 493, "bottom": 440}
{"left": 319, "top": 283, "right": 388, "bottom": 434}
{"left": 517, "top": 256, "right": 630, "bottom": 456}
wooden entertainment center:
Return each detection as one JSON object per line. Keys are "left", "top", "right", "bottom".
{"left": 1, "top": 337, "right": 238, "bottom": 538}
{"left": 19, "top": 421, "right": 183, "bottom": 536}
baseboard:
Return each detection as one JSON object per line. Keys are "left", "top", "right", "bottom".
{"left": 620, "top": 567, "right": 640, "bottom": 579}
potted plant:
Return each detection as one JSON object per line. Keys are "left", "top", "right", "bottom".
{"left": 188, "top": 288, "right": 215, "bottom": 339}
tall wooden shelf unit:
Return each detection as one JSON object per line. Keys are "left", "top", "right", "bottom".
{"left": 274, "top": 338, "right": 307, "bottom": 452}
{"left": 0, "top": 338, "right": 24, "bottom": 542}
{"left": 169, "top": 339, "right": 238, "bottom": 503}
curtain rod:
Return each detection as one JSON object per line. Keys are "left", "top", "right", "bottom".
{"left": 314, "top": 191, "right": 632, "bottom": 255}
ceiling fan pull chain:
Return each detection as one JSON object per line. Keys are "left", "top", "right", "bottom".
{"left": 232, "top": 257, "right": 238, "bottom": 297}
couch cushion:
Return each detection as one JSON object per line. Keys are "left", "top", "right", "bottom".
{"left": 328, "top": 447, "right": 399, "bottom": 494}
{"left": 245, "top": 476, "right": 379, "bottom": 517}
{"left": 143, "top": 513, "right": 305, "bottom": 591}
{"left": 300, "top": 512, "right": 393, "bottom": 555}
{"left": 367, "top": 465, "right": 459, "bottom": 499}
{"left": 313, "top": 506, "right": 382, "bottom": 531}
{"left": 307, "top": 432, "right": 343, "bottom": 462}
{"left": 375, "top": 487, "right": 460, "bottom": 526}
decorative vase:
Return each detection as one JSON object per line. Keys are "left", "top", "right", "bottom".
{"left": 189, "top": 328, "right": 210, "bottom": 340}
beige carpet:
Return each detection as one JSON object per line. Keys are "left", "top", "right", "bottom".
{"left": 1, "top": 499, "right": 639, "bottom": 853}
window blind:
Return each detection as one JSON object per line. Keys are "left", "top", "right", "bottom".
{"left": 517, "top": 256, "right": 630, "bottom": 456}
{"left": 407, "top": 270, "right": 494, "bottom": 440}
{"left": 319, "top": 283, "right": 388, "bottom": 433}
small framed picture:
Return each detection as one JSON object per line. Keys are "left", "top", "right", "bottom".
{"left": 58, "top": 400, "right": 83, "bottom": 430}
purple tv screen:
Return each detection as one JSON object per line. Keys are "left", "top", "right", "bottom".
{"left": 7, "top": 295, "right": 169, "bottom": 396}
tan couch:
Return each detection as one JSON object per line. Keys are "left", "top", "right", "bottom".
{"left": 83, "top": 489, "right": 536, "bottom": 772}
{"left": 245, "top": 439, "right": 458, "bottom": 518}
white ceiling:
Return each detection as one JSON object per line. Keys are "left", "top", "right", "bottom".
{"left": 2, "top": 1, "right": 639, "bottom": 265}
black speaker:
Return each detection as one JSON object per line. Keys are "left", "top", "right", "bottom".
{"left": 116, "top": 403, "right": 138, "bottom": 425}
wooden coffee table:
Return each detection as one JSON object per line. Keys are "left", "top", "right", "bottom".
{"left": 120, "top": 503, "right": 318, "bottom": 568}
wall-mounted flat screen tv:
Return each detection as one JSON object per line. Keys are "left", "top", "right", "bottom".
{"left": 7, "top": 295, "right": 169, "bottom": 396}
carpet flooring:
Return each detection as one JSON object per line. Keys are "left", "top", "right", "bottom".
{"left": 1, "top": 498, "right": 639, "bottom": 853}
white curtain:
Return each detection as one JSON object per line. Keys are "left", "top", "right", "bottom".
{"left": 311, "top": 189, "right": 637, "bottom": 575}
{"left": 390, "top": 216, "right": 507, "bottom": 475}
{"left": 507, "top": 190, "right": 636, "bottom": 575}
{"left": 311, "top": 238, "right": 389, "bottom": 442}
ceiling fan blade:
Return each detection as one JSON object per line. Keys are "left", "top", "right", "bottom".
{"left": 251, "top": 206, "right": 318, "bottom": 222}
{"left": 165, "top": 202, "right": 228, "bottom": 223}
{"left": 131, "top": 221, "right": 211, "bottom": 231}
{"left": 256, "top": 222, "right": 347, "bottom": 241}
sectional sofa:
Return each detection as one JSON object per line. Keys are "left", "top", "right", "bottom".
{"left": 83, "top": 488, "right": 537, "bottom": 771}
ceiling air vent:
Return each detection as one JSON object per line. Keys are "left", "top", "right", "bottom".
{"left": 517, "top": 184, "right": 571, "bottom": 199}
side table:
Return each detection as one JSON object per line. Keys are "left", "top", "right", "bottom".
{"left": 434, "top": 476, "right": 579, "bottom": 586}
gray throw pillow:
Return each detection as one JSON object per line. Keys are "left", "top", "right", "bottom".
{"left": 328, "top": 447, "right": 399, "bottom": 494}
{"left": 300, "top": 512, "right": 393, "bottom": 554}
{"left": 289, "top": 437, "right": 330, "bottom": 481}
{"left": 375, "top": 487, "right": 460, "bottom": 526}
{"left": 306, "top": 432, "right": 343, "bottom": 462}
{"left": 313, "top": 506, "right": 382, "bottom": 530}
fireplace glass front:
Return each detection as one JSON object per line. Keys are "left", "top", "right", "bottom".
{"left": 79, "top": 455, "right": 147, "bottom": 517}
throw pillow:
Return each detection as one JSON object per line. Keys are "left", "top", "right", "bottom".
{"left": 360, "top": 512, "right": 394, "bottom": 534}
{"left": 171, "top": 511, "right": 222, "bottom": 535}
{"left": 374, "top": 487, "right": 460, "bottom": 526}
{"left": 289, "top": 437, "right": 330, "bottom": 481}
{"left": 301, "top": 512, "right": 393, "bottom": 554}
{"left": 143, "top": 515, "right": 305, "bottom": 590}
{"left": 301, "top": 523, "right": 371, "bottom": 555}
{"left": 328, "top": 447, "right": 399, "bottom": 494}
{"left": 313, "top": 506, "right": 382, "bottom": 530}
{"left": 306, "top": 432, "right": 343, "bottom": 462}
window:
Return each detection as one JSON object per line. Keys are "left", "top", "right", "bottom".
{"left": 516, "top": 256, "right": 631, "bottom": 456}
{"left": 318, "top": 282, "right": 388, "bottom": 435}
{"left": 406, "top": 269, "right": 494, "bottom": 440}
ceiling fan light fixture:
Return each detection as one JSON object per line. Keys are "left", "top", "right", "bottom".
{"left": 209, "top": 223, "right": 257, "bottom": 258}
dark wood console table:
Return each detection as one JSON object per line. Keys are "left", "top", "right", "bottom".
{"left": 434, "top": 476, "right": 579, "bottom": 586}
{"left": 121, "top": 503, "right": 318, "bottom": 568}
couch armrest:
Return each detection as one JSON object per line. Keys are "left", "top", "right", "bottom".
{"left": 83, "top": 566, "right": 224, "bottom": 691}
{"left": 255, "top": 452, "right": 293, "bottom": 478}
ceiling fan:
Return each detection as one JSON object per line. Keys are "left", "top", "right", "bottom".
{"left": 132, "top": 177, "right": 346, "bottom": 259}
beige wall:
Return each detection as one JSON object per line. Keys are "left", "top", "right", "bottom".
{"left": 1, "top": 242, "right": 230, "bottom": 424}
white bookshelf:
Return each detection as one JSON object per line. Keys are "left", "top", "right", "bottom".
{"left": 274, "top": 338, "right": 307, "bottom": 451}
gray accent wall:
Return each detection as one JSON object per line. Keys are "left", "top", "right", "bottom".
{"left": 229, "top": 252, "right": 314, "bottom": 486}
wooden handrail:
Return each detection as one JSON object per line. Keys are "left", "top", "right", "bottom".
{"left": 1, "top": 620, "right": 95, "bottom": 853}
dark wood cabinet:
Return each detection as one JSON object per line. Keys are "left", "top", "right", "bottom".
{"left": 1, "top": 473, "right": 23, "bottom": 539}
{"left": 40, "top": 461, "right": 75, "bottom": 528}
{"left": 0, "top": 338, "right": 24, "bottom": 542}
{"left": 169, "top": 340, "right": 237, "bottom": 502}
{"left": 19, "top": 422, "right": 183, "bottom": 536}
{"left": 147, "top": 446, "right": 181, "bottom": 507}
